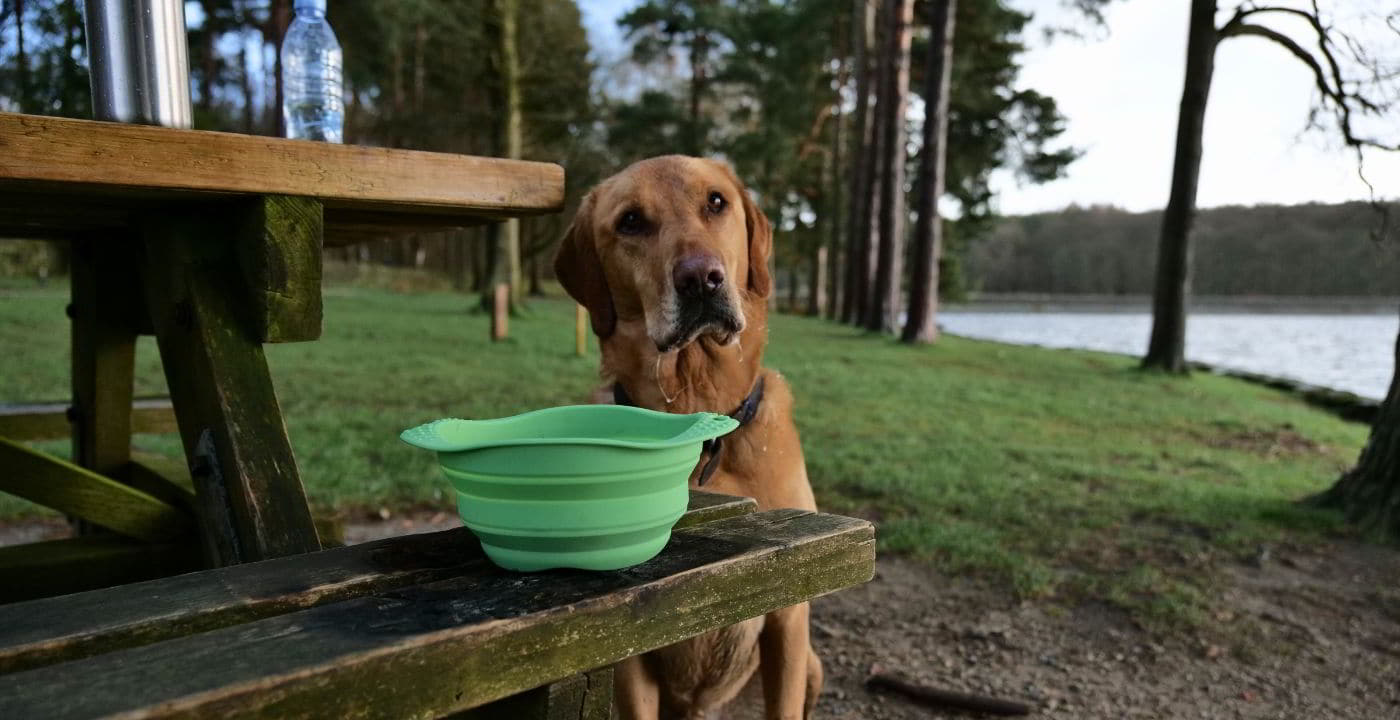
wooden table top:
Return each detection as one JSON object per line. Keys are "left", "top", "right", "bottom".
{"left": 0, "top": 112, "right": 565, "bottom": 244}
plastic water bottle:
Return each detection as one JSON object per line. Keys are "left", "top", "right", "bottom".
{"left": 281, "top": 0, "right": 343, "bottom": 142}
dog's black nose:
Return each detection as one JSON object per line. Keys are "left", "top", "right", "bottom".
{"left": 673, "top": 254, "right": 725, "bottom": 297}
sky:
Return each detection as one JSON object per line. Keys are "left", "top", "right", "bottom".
{"left": 578, "top": 1, "right": 1400, "bottom": 215}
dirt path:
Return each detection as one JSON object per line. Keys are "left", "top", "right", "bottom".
{"left": 744, "top": 543, "right": 1399, "bottom": 720}
{"left": 6, "top": 516, "right": 1395, "bottom": 719}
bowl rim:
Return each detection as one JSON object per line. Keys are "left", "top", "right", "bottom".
{"left": 400, "top": 404, "right": 739, "bottom": 453}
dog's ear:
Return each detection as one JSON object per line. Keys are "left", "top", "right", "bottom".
{"left": 740, "top": 187, "right": 773, "bottom": 298}
{"left": 554, "top": 194, "right": 617, "bottom": 338}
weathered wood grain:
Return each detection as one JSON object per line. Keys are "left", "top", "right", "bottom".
{"left": 0, "top": 112, "right": 564, "bottom": 231}
{"left": 0, "top": 437, "right": 191, "bottom": 543}
{"left": 143, "top": 208, "right": 321, "bottom": 564}
{"left": 0, "top": 536, "right": 201, "bottom": 605}
{"left": 676, "top": 490, "right": 759, "bottom": 529}
{"left": 0, "top": 491, "right": 755, "bottom": 675}
{"left": 0, "top": 510, "right": 875, "bottom": 719}
{"left": 234, "top": 195, "right": 324, "bottom": 343}
{"left": 69, "top": 240, "right": 141, "bottom": 480}
{"left": 0, "top": 398, "right": 177, "bottom": 442}
{"left": 0, "top": 191, "right": 506, "bottom": 246}
{"left": 123, "top": 452, "right": 196, "bottom": 512}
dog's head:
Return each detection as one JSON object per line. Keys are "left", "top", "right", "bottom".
{"left": 555, "top": 156, "right": 772, "bottom": 352}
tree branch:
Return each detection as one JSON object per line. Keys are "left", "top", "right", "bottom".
{"left": 1219, "top": 22, "right": 1398, "bottom": 151}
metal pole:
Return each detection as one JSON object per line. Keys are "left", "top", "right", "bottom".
{"left": 84, "top": 0, "right": 193, "bottom": 127}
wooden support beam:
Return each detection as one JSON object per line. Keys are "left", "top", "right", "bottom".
{"left": 142, "top": 205, "right": 322, "bottom": 565}
{"left": 456, "top": 668, "right": 612, "bottom": 720}
{"left": 0, "top": 536, "right": 201, "bottom": 605}
{"left": 124, "top": 452, "right": 196, "bottom": 512}
{"left": 492, "top": 283, "right": 509, "bottom": 341}
{"left": 575, "top": 304, "right": 587, "bottom": 356}
{"left": 235, "top": 196, "right": 323, "bottom": 343}
{"left": 0, "top": 398, "right": 177, "bottom": 442}
{"left": 0, "top": 112, "right": 565, "bottom": 226}
{"left": 69, "top": 239, "right": 142, "bottom": 479}
{"left": 0, "top": 510, "right": 875, "bottom": 719}
{"left": 0, "top": 438, "right": 191, "bottom": 543}
{"left": 676, "top": 490, "right": 759, "bottom": 529}
{"left": 0, "top": 491, "right": 756, "bottom": 675}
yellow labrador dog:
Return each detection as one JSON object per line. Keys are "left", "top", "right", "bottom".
{"left": 555, "top": 156, "right": 822, "bottom": 720}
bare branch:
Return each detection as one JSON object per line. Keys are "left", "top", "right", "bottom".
{"left": 1219, "top": 22, "right": 1399, "bottom": 151}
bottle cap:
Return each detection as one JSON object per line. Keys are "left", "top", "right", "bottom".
{"left": 294, "top": 0, "right": 326, "bottom": 12}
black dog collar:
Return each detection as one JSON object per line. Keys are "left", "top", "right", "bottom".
{"left": 612, "top": 375, "right": 766, "bottom": 486}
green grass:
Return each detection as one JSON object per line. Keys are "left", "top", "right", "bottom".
{"left": 1, "top": 283, "right": 1368, "bottom": 630}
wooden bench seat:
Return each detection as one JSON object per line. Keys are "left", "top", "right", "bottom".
{"left": 0, "top": 504, "right": 874, "bottom": 719}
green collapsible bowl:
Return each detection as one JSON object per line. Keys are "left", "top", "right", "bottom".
{"left": 400, "top": 406, "right": 739, "bottom": 572}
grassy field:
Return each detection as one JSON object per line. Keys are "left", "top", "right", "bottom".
{"left": 2, "top": 282, "right": 1369, "bottom": 628}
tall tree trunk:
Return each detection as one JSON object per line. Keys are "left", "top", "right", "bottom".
{"left": 16, "top": 0, "right": 30, "bottom": 114}
{"left": 60, "top": 0, "right": 82, "bottom": 116}
{"left": 529, "top": 253, "right": 544, "bottom": 296}
{"left": 238, "top": 9, "right": 255, "bottom": 133}
{"left": 858, "top": 0, "right": 891, "bottom": 328}
{"left": 269, "top": 0, "right": 291, "bottom": 136}
{"left": 808, "top": 245, "right": 828, "bottom": 316}
{"left": 689, "top": 30, "right": 708, "bottom": 155}
{"left": 827, "top": 13, "right": 848, "bottom": 321}
{"left": 501, "top": 0, "right": 523, "bottom": 310}
{"left": 198, "top": 0, "right": 218, "bottom": 121}
{"left": 481, "top": 0, "right": 523, "bottom": 312}
{"left": 902, "top": 0, "right": 956, "bottom": 344}
{"left": 413, "top": 22, "right": 426, "bottom": 112}
{"left": 1143, "top": 0, "right": 1217, "bottom": 373}
{"left": 1312, "top": 321, "right": 1400, "bottom": 539}
{"left": 865, "top": 0, "right": 913, "bottom": 333}
{"left": 843, "top": 0, "right": 875, "bottom": 325}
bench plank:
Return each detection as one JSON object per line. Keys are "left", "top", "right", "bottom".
{"left": 0, "top": 398, "right": 177, "bottom": 442}
{"left": 0, "top": 536, "right": 201, "bottom": 604}
{"left": 0, "top": 112, "right": 564, "bottom": 234}
{"left": 0, "top": 510, "right": 874, "bottom": 719}
{"left": 675, "top": 490, "right": 758, "bottom": 529}
{"left": 0, "top": 490, "right": 758, "bottom": 675}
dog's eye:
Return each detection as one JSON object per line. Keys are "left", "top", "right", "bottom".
{"left": 616, "top": 210, "right": 645, "bottom": 235}
{"left": 707, "top": 192, "right": 727, "bottom": 214}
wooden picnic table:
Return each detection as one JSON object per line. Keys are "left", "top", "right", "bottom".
{"left": 0, "top": 110, "right": 563, "bottom": 587}
{"left": 0, "top": 110, "right": 877, "bottom": 717}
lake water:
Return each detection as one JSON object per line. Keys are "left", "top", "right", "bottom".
{"left": 939, "top": 310, "right": 1397, "bottom": 401}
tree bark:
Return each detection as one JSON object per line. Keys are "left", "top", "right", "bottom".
{"left": 843, "top": 0, "right": 875, "bottom": 325}
{"left": 268, "top": 0, "right": 291, "bottom": 136}
{"left": 481, "top": 0, "right": 524, "bottom": 312}
{"left": 1143, "top": 0, "right": 1217, "bottom": 373}
{"left": 827, "top": 18, "right": 848, "bottom": 321}
{"left": 16, "top": 0, "right": 30, "bottom": 114}
{"left": 1312, "top": 319, "right": 1400, "bottom": 539}
{"left": 689, "top": 28, "right": 708, "bottom": 156}
{"left": 237, "top": 1, "right": 255, "bottom": 134}
{"left": 902, "top": 0, "right": 956, "bottom": 344}
{"left": 865, "top": 0, "right": 913, "bottom": 333}
{"left": 198, "top": 0, "right": 218, "bottom": 121}
{"left": 858, "top": 0, "right": 891, "bottom": 328}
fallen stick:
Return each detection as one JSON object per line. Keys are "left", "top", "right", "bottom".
{"left": 866, "top": 671, "right": 1032, "bottom": 716}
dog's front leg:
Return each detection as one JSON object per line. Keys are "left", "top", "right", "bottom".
{"left": 614, "top": 655, "right": 660, "bottom": 720}
{"left": 759, "top": 601, "right": 817, "bottom": 720}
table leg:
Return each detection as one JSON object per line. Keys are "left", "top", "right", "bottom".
{"left": 70, "top": 239, "right": 139, "bottom": 481}
{"left": 141, "top": 205, "right": 321, "bottom": 565}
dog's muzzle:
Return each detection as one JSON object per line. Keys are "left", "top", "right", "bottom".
{"left": 658, "top": 253, "right": 743, "bottom": 352}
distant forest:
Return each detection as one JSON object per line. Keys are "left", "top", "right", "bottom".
{"left": 968, "top": 202, "right": 1400, "bottom": 297}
